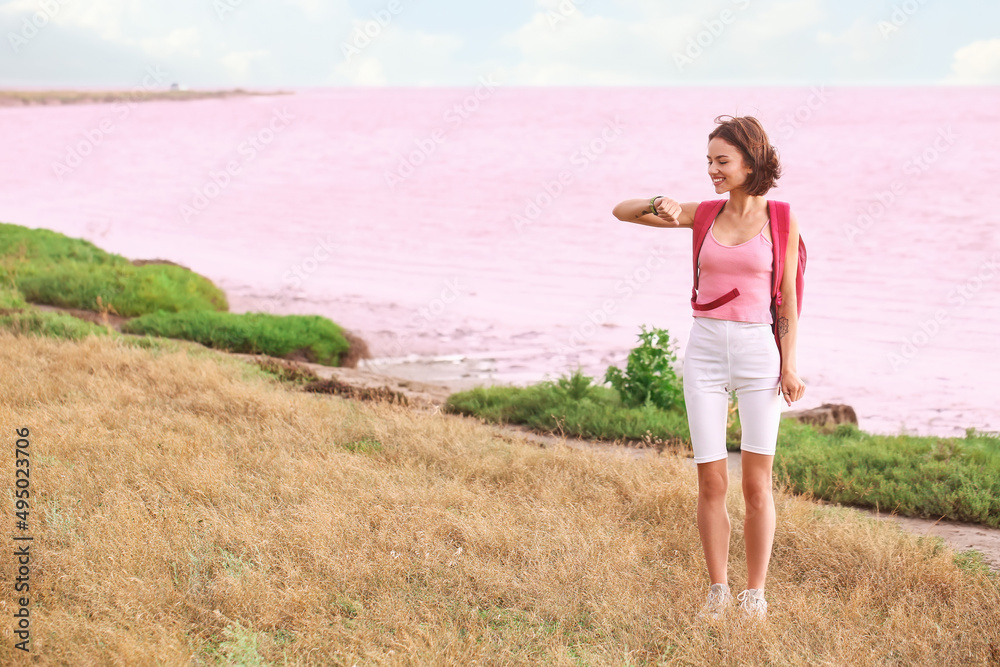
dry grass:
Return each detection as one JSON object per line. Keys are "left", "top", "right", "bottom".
{"left": 0, "top": 330, "right": 996, "bottom": 666}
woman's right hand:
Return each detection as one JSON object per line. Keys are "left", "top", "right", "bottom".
{"left": 611, "top": 197, "right": 695, "bottom": 228}
{"left": 654, "top": 196, "right": 683, "bottom": 226}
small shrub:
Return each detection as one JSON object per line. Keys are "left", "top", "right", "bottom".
{"left": 554, "top": 367, "right": 596, "bottom": 401}
{"left": 604, "top": 325, "right": 683, "bottom": 411}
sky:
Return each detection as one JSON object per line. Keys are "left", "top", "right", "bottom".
{"left": 0, "top": 0, "right": 998, "bottom": 87}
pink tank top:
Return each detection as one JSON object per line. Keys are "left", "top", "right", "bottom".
{"left": 692, "top": 215, "right": 773, "bottom": 324}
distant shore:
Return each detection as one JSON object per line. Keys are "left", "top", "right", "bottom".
{"left": 0, "top": 88, "right": 291, "bottom": 107}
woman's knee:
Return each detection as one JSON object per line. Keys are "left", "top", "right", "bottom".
{"left": 741, "top": 479, "right": 773, "bottom": 513}
{"left": 697, "top": 463, "right": 729, "bottom": 499}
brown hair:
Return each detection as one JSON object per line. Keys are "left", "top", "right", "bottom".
{"left": 708, "top": 115, "right": 782, "bottom": 196}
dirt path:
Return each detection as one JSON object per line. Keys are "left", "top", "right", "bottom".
{"left": 21, "top": 303, "right": 1000, "bottom": 572}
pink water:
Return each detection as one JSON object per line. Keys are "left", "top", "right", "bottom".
{"left": 1, "top": 86, "right": 998, "bottom": 437}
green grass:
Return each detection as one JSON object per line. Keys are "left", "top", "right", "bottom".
{"left": 445, "top": 377, "right": 692, "bottom": 445}
{"left": 448, "top": 375, "right": 1000, "bottom": 528}
{"left": 12, "top": 261, "right": 228, "bottom": 316}
{"left": 0, "top": 222, "right": 354, "bottom": 367}
{"left": 0, "top": 222, "right": 125, "bottom": 264}
{"left": 0, "top": 222, "right": 227, "bottom": 315}
{"left": 773, "top": 420, "right": 1000, "bottom": 527}
{"left": 0, "top": 283, "right": 28, "bottom": 310}
{"left": 0, "top": 304, "right": 113, "bottom": 341}
{"left": 121, "top": 310, "right": 351, "bottom": 367}
{"left": 0, "top": 289, "right": 197, "bottom": 359}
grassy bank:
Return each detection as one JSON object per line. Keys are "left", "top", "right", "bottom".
{"left": 0, "top": 330, "right": 996, "bottom": 665}
{"left": 0, "top": 222, "right": 227, "bottom": 314}
{"left": 445, "top": 376, "right": 1000, "bottom": 529}
{"left": 773, "top": 420, "right": 1000, "bottom": 527}
{"left": 0, "top": 222, "right": 355, "bottom": 366}
{"left": 444, "top": 378, "right": 691, "bottom": 445}
{"left": 122, "top": 311, "right": 351, "bottom": 367}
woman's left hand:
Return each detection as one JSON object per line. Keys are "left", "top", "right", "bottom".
{"left": 779, "top": 369, "right": 805, "bottom": 406}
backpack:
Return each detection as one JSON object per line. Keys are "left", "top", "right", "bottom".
{"left": 690, "top": 199, "right": 807, "bottom": 370}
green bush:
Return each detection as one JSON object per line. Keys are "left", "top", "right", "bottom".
{"left": 554, "top": 366, "right": 598, "bottom": 401}
{"left": 121, "top": 311, "right": 350, "bottom": 366}
{"left": 604, "top": 325, "right": 684, "bottom": 411}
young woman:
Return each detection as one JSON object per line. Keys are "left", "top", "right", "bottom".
{"left": 611, "top": 115, "right": 805, "bottom": 621}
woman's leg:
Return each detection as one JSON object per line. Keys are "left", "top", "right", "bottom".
{"left": 737, "top": 383, "right": 781, "bottom": 591}
{"left": 729, "top": 323, "right": 783, "bottom": 592}
{"left": 696, "top": 459, "right": 731, "bottom": 585}
{"left": 740, "top": 451, "right": 775, "bottom": 590}
{"left": 683, "top": 317, "right": 733, "bottom": 585}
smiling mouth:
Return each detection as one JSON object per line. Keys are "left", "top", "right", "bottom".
{"left": 712, "top": 178, "right": 725, "bottom": 185}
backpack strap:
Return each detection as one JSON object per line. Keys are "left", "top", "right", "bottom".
{"left": 768, "top": 200, "right": 791, "bottom": 307}
{"left": 691, "top": 200, "right": 738, "bottom": 311}
{"left": 768, "top": 200, "right": 793, "bottom": 373}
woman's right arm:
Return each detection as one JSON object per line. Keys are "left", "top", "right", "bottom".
{"left": 611, "top": 197, "right": 698, "bottom": 229}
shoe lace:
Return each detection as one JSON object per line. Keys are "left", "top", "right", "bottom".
{"left": 706, "top": 587, "right": 730, "bottom": 609}
{"left": 737, "top": 590, "right": 763, "bottom": 609}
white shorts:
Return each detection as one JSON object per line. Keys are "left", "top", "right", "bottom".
{"left": 681, "top": 317, "right": 783, "bottom": 464}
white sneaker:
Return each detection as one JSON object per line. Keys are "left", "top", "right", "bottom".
{"left": 737, "top": 588, "right": 767, "bottom": 620}
{"left": 697, "top": 583, "right": 734, "bottom": 620}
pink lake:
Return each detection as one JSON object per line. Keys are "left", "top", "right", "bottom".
{"left": 1, "top": 86, "right": 997, "bottom": 437}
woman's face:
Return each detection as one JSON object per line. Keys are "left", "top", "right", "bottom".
{"left": 707, "top": 137, "right": 751, "bottom": 194}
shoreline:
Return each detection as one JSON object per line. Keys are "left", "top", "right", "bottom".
{"left": 0, "top": 88, "right": 291, "bottom": 107}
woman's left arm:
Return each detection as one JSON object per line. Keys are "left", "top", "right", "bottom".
{"left": 777, "top": 211, "right": 805, "bottom": 404}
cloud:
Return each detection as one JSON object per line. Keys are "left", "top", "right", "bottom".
{"left": 0, "top": 0, "right": 42, "bottom": 15}
{"left": 331, "top": 26, "right": 465, "bottom": 85}
{"left": 39, "top": 0, "right": 146, "bottom": 43}
{"left": 2, "top": 0, "right": 211, "bottom": 62}
{"left": 139, "top": 27, "right": 204, "bottom": 59}
{"left": 945, "top": 39, "right": 1000, "bottom": 84}
{"left": 497, "top": 0, "right": 831, "bottom": 85}
{"left": 497, "top": 10, "right": 687, "bottom": 85}
{"left": 221, "top": 48, "right": 272, "bottom": 82}
{"left": 816, "top": 17, "right": 889, "bottom": 64}
{"left": 0, "top": 0, "right": 356, "bottom": 86}
{"left": 284, "top": 0, "right": 327, "bottom": 18}
{"left": 0, "top": 14, "right": 159, "bottom": 86}
{"left": 0, "top": 0, "right": 994, "bottom": 87}
{"left": 730, "top": 0, "right": 826, "bottom": 43}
